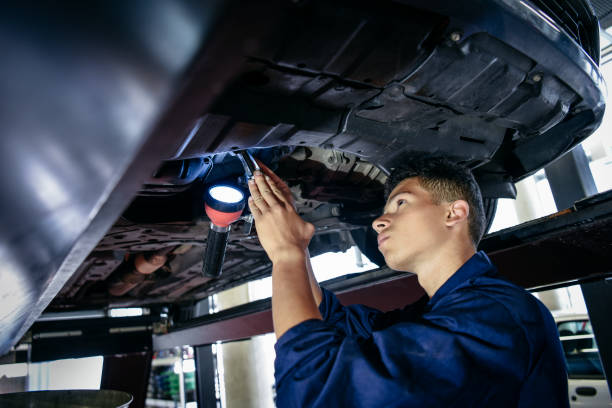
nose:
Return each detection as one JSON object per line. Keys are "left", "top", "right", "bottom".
{"left": 372, "top": 215, "right": 389, "bottom": 233}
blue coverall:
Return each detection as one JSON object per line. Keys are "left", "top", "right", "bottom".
{"left": 274, "top": 251, "right": 569, "bottom": 407}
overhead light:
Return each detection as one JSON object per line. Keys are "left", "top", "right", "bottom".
{"left": 109, "top": 307, "right": 145, "bottom": 318}
{"left": 202, "top": 183, "right": 246, "bottom": 278}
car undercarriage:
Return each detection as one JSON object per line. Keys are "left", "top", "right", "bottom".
{"left": 0, "top": 0, "right": 605, "bottom": 354}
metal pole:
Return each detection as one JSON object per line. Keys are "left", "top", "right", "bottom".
{"left": 544, "top": 144, "right": 610, "bottom": 394}
{"left": 195, "top": 345, "right": 218, "bottom": 408}
{"left": 354, "top": 246, "right": 364, "bottom": 268}
{"left": 544, "top": 145, "right": 597, "bottom": 210}
{"left": 179, "top": 355, "right": 185, "bottom": 408}
{"left": 581, "top": 279, "right": 612, "bottom": 395}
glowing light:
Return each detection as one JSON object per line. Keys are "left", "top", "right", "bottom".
{"left": 209, "top": 185, "right": 244, "bottom": 204}
{"left": 109, "top": 308, "right": 143, "bottom": 318}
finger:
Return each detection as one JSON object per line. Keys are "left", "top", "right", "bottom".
{"left": 254, "top": 171, "right": 282, "bottom": 208}
{"left": 247, "top": 196, "right": 262, "bottom": 218}
{"left": 256, "top": 159, "right": 294, "bottom": 203}
{"left": 248, "top": 178, "right": 269, "bottom": 212}
{"left": 264, "top": 174, "right": 290, "bottom": 205}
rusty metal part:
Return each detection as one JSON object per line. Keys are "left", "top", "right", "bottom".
{"left": 279, "top": 147, "right": 386, "bottom": 209}
{"left": 108, "top": 251, "right": 170, "bottom": 297}
{"left": 134, "top": 253, "right": 167, "bottom": 274}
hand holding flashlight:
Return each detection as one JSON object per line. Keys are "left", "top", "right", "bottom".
{"left": 201, "top": 153, "right": 302, "bottom": 278}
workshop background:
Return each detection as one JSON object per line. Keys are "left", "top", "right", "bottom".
{"left": 2, "top": 2, "right": 612, "bottom": 408}
{"left": 0, "top": 80, "right": 610, "bottom": 406}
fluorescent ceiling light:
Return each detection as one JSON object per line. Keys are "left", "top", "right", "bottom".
{"left": 109, "top": 308, "right": 144, "bottom": 318}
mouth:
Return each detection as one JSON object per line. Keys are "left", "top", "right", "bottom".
{"left": 377, "top": 235, "right": 389, "bottom": 247}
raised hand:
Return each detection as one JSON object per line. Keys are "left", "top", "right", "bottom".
{"left": 255, "top": 159, "right": 295, "bottom": 208}
{"left": 247, "top": 168, "right": 314, "bottom": 265}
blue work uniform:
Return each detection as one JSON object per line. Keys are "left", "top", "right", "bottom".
{"left": 274, "top": 251, "right": 569, "bottom": 407}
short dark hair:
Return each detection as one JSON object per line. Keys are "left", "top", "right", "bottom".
{"left": 384, "top": 154, "right": 486, "bottom": 247}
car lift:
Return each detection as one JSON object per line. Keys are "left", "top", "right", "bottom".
{"left": 27, "top": 147, "right": 612, "bottom": 406}
{"left": 151, "top": 146, "right": 612, "bottom": 406}
{"left": 155, "top": 184, "right": 612, "bottom": 347}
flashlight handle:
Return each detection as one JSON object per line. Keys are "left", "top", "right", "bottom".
{"left": 202, "top": 225, "right": 230, "bottom": 278}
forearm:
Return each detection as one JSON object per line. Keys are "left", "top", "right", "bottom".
{"left": 305, "top": 249, "right": 323, "bottom": 306}
{"left": 272, "top": 253, "right": 322, "bottom": 339}
{"left": 245, "top": 167, "right": 322, "bottom": 338}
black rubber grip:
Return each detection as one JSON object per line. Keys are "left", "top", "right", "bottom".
{"left": 202, "top": 228, "right": 230, "bottom": 278}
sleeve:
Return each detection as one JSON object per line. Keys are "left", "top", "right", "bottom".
{"left": 274, "top": 289, "right": 531, "bottom": 408}
{"left": 317, "top": 287, "right": 383, "bottom": 339}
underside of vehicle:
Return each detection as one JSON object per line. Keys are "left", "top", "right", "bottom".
{"left": 49, "top": 0, "right": 605, "bottom": 311}
{"left": 0, "top": 0, "right": 605, "bottom": 353}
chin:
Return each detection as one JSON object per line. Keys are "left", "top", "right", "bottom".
{"left": 384, "top": 257, "right": 405, "bottom": 272}
{"left": 384, "top": 252, "right": 415, "bottom": 273}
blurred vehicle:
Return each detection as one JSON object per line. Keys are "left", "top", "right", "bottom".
{"left": 556, "top": 314, "right": 612, "bottom": 407}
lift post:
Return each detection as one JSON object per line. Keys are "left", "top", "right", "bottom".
{"left": 545, "top": 145, "right": 611, "bottom": 395}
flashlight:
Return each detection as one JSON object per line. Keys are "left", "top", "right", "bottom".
{"left": 202, "top": 184, "right": 246, "bottom": 278}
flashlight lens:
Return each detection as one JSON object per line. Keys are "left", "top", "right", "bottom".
{"left": 209, "top": 185, "right": 244, "bottom": 204}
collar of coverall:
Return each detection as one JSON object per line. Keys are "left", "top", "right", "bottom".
{"left": 426, "top": 251, "right": 496, "bottom": 308}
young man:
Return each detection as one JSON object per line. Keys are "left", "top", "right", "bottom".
{"left": 247, "top": 155, "right": 568, "bottom": 407}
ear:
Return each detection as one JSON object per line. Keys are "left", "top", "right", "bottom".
{"left": 445, "top": 200, "right": 469, "bottom": 227}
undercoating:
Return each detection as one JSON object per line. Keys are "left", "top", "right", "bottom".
{"left": 50, "top": 0, "right": 603, "bottom": 311}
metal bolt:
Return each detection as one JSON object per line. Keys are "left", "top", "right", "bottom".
{"left": 532, "top": 73, "right": 542, "bottom": 82}
{"left": 450, "top": 32, "right": 461, "bottom": 42}
{"left": 389, "top": 85, "right": 404, "bottom": 97}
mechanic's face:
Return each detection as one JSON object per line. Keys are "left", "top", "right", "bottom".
{"left": 372, "top": 177, "right": 449, "bottom": 272}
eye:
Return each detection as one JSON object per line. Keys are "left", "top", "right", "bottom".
{"left": 396, "top": 198, "right": 406, "bottom": 207}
